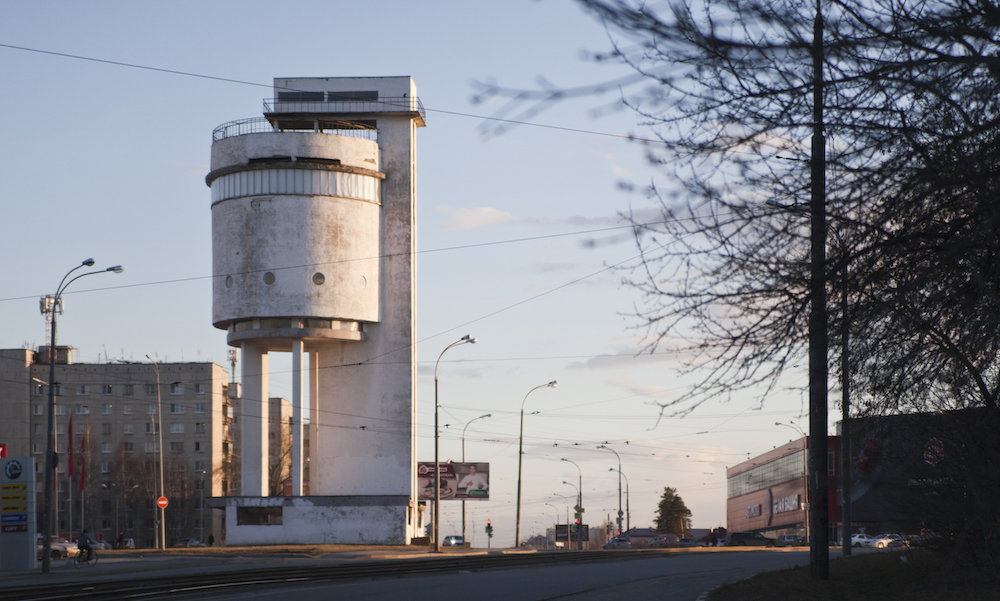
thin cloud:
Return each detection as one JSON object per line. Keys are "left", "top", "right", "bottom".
{"left": 431, "top": 206, "right": 519, "bottom": 230}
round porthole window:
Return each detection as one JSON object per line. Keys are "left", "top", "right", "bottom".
{"left": 312, "top": 272, "right": 326, "bottom": 285}
{"left": 359, "top": 276, "right": 367, "bottom": 289}
{"left": 225, "top": 275, "right": 233, "bottom": 289}
{"left": 263, "top": 272, "right": 276, "bottom": 285}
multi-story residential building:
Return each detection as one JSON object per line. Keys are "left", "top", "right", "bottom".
{"left": 0, "top": 346, "right": 234, "bottom": 548}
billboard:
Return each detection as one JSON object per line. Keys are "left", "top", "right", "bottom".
{"left": 417, "top": 462, "right": 489, "bottom": 501}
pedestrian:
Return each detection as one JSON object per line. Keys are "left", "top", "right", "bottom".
{"left": 117, "top": 531, "right": 125, "bottom": 549}
{"left": 208, "top": 533, "right": 214, "bottom": 547}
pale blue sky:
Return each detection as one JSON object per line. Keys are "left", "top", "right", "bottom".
{"left": 1, "top": 0, "right": 820, "bottom": 543}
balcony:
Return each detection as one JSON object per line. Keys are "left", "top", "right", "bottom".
{"left": 212, "top": 117, "right": 377, "bottom": 143}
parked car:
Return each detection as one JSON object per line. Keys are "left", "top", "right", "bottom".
{"left": 851, "top": 533, "right": 877, "bottom": 547}
{"left": 36, "top": 535, "right": 80, "bottom": 560}
{"left": 775, "top": 534, "right": 806, "bottom": 547}
{"left": 677, "top": 537, "right": 707, "bottom": 547}
{"left": 874, "top": 534, "right": 907, "bottom": 548}
{"left": 724, "top": 531, "right": 776, "bottom": 547}
{"left": 650, "top": 533, "right": 679, "bottom": 548}
{"left": 442, "top": 535, "right": 465, "bottom": 547}
{"left": 172, "top": 538, "right": 207, "bottom": 548}
{"left": 603, "top": 537, "right": 632, "bottom": 549}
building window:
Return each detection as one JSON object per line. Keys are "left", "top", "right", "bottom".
{"left": 32, "top": 443, "right": 42, "bottom": 454}
{"left": 101, "top": 519, "right": 112, "bottom": 530}
{"left": 102, "top": 443, "right": 111, "bottom": 453}
{"left": 195, "top": 403, "right": 205, "bottom": 413}
{"left": 169, "top": 423, "right": 184, "bottom": 434}
{"left": 194, "top": 442, "right": 203, "bottom": 452}
{"left": 147, "top": 404, "right": 158, "bottom": 415}
{"left": 76, "top": 404, "right": 90, "bottom": 414}
{"left": 52, "top": 384, "right": 63, "bottom": 396}
{"left": 55, "top": 405, "right": 66, "bottom": 416}
{"left": 34, "top": 384, "right": 44, "bottom": 396}
{"left": 102, "top": 384, "right": 113, "bottom": 395}
{"left": 123, "top": 384, "right": 134, "bottom": 396}
{"left": 33, "top": 424, "right": 42, "bottom": 435}
{"left": 170, "top": 383, "right": 184, "bottom": 395}
{"left": 123, "top": 404, "right": 133, "bottom": 415}
{"left": 194, "top": 423, "right": 206, "bottom": 434}
{"left": 194, "top": 460, "right": 204, "bottom": 472}
{"left": 124, "top": 442, "right": 134, "bottom": 453}
{"left": 102, "top": 404, "right": 112, "bottom": 415}
{"left": 75, "top": 422, "right": 86, "bottom": 434}
{"left": 145, "top": 423, "right": 160, "bottom": 434}
{"left": 124, "top": 423, "right": 134, "bottom": 435}
{"left": 34, "top": 404, "right": 43, "bottom": 415}
{"left": 144, "top": 442, "right": 159, "bottom": 453}
{"left": 170, "top": 404, "right": 184, "bottom": 414}
{"left": 56, "top": 424, "right": 66, "bottom": 435}
{"left": 101, "top": 461, "right": 110, "bottom": 473}
{"left": 145, "top": 384, "right": 157, "bottom": 395}
{"left": 56, "top": 442, "right": 66, "bottom": 454}
{"left": 102, "top": 423, "right": 112, "bottom": 435}
{"left": 169, "top": 441, "right": 184, "bottom": 453}
{"left": 195, "top": 384, "right": 206, "bottom": 394}
{"left": 194, "top": 480, "right": 204, "bottom": 491}
{"left": 77, "top": 385, "right": 89, "bottom": 396}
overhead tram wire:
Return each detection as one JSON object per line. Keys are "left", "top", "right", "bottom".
{"left": 0, "top": 43, "right": 667, "bottom": 146}
{"left": 0, "top": 218, "right": 682, "bottom": 304}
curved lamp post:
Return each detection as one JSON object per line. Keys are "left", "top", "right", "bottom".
{"left": 514, "top": 380, "right": 556, "bottom": 547}
{"left": 553, "top": 492, "right": 571, "bottom": 549}
{"left": 597, "top": 445, "right": 623, "bottom": 536}
{"left": 461, "top": 413, "right": 490, "bottom": 544}
{"left": 609, "top": 467, "right": 630, "bottom": 536}
{"left": 561, "top": 458, "right": 583, "bottom": 549}
{"left": 431, "top": 335, "right": 476, "bottom": 552}
{"left": 42, "top": 259, "right": 123, "bottom": 573}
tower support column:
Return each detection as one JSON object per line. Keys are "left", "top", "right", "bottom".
{"left": 241, "top": 341, "right": 269, "bottom": 496}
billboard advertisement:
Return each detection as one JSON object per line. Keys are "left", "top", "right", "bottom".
{"left": 417, "top": 462, "right": 489, "bottom": 501}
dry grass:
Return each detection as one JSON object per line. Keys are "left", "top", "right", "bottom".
{"left": 707, "top": 550, "right": 998, "bottom": 601}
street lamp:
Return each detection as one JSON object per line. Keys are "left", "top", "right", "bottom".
{"left": 432, "top": 335, "right": 476, "bottom": 552}
{"left": 609, "top": 467, "right": 630, "bottom": 536}
{"left": 515, "top": 380, "right": 557, "bottom": 548}
{"left": 597, "top": 445, "right": 623, "bottom": 536}
{"left": 146, "top": 356, "right": 166, "bottom": 550}
{"left": 42, "top": 259, "right": 123, "bottom": 574}
{"left": 461, "top": 413, "right": 490, "bottom": 545}
{"left": 561, "top": 458, "right": 583, "bottom": 550}
{"left": 777, "top": 421, "right": 809, "bottom": 544}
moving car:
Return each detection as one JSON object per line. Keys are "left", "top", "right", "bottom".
{"left": 441, "top": 535, "right": 465, "bottom": 547}
{"left": 724, "top": 531, "right": 776, "bottom": 547}
{"left": 172, "top": 538, "right": 207, "bottom": 548}
{"left": 603, "top": 537, "right": 631, "bottom": 549}
{"left": 650, "top": 533, "right": 678, "bottom": 548}
{"left": 851, "top": 533, "right": 877, "bottom": 547}
{"left": 677, "top": 537, "right": 707, "bottom": 547}
{"left": 775, "top": 534, "right": 806, "bottom": 547}
{"left": 874, "top": 534, "right": 907, "bottom": 548}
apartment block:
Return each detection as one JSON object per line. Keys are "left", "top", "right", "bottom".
{"left": 0, "top": 346, "right": 234, "bottom": 548}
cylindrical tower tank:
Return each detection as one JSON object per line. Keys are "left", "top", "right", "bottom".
{"left": 207, "top": 123, "right": 384, "bottom": 347}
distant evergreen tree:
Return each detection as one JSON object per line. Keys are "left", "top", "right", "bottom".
{"left": 654, "top": 487, "right": 692, "bottom": 536}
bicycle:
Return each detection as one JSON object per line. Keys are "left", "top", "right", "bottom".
{"left": 73, "top": 548, "right": 98, "bottom": 568}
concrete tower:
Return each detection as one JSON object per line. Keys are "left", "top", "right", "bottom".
{"left": 207, "top": 77, "right": 424, "bottom": 544}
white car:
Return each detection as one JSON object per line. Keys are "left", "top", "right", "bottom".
{"left": 851, "top": 534, "right": 877, "bottom": 547}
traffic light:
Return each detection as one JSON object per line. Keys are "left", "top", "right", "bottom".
{"left": 485, "top": 519, "right": 493, "bottom": 538}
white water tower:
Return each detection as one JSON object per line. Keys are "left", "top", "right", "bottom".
{"left": 207, "top": 77, "right": 424, "bottom": 544}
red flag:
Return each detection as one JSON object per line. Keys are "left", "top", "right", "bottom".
{"left": 79, "top": 429, "right": 86, "bottom": 493}
{"left": 68, "top": 415, "right": 75, "bottom": 477}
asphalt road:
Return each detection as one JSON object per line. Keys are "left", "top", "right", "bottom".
{"left": 166, "top": 550, "right": 816, "bottom": 601}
